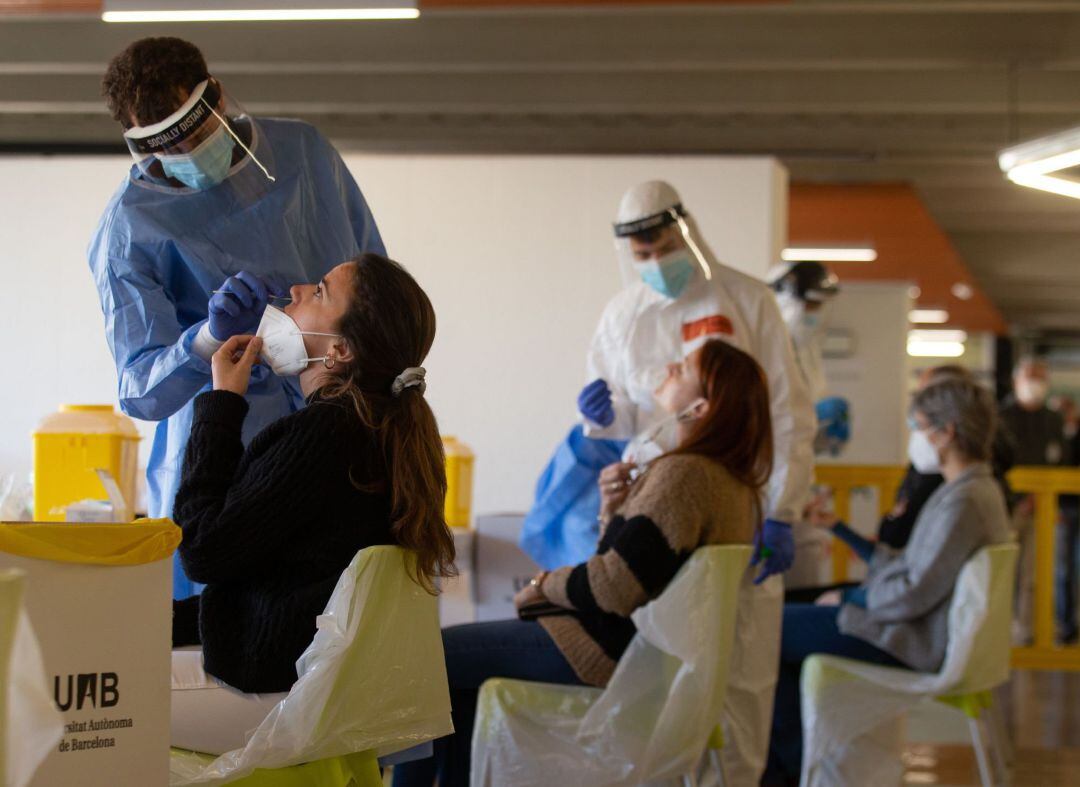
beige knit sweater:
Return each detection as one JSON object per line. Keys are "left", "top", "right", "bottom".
{"left": 538, "top": 453, "right": 756, "bottom": 686}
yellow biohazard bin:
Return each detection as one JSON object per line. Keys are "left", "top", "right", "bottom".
{"left": 33, "top": 405, "right": 141, "bottom": 522}
{"left": 442, "top": 437, "right": 474, "bottom": 529}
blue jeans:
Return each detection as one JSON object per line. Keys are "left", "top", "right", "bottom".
{"left": 765, "top": 604, "right": 906, "bottom": 784}
{"left": 392, "top": 619, "right": 583, "bottom": 787}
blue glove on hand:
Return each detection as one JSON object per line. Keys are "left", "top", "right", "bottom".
{"left": 751, "top": 518, "right": 795, "bottom": 584}
{"left": 208, "top": 271, "right": 279, "bottom": 341}
{"left": 578, "top": 379, "right": 615, "bottom": 427}
{"left": 816, "top": 396, "right": 851, "bottom": 443}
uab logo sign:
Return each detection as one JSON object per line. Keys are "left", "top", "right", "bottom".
{"left": 54, "top": 673, "right": 119, "bottom": 711}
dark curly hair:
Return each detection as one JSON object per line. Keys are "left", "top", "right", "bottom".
{"left": 102, "top": 37, "right": 209, "bottom": 129}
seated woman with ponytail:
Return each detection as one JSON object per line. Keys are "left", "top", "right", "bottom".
{"left": 169, "top": 252, "right": 455, "bottom": 753}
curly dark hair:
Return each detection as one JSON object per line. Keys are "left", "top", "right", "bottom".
{"left": 102, "top": 37, "right": 209, "bottom": 128}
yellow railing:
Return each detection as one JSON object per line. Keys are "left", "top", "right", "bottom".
{"left": 814, "top": 464, "right": 1080, "bottom": 672}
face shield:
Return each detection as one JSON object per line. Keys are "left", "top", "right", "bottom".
{"left": 613, "top": 192, "right": 712, "bottom": 289}
{"left": 122, "top": 78, "right": 275, "bottom": 199}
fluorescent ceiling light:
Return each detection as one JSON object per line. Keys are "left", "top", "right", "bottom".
{"left": 781, "top": 247, "right": 877, "bottom": 263}
{"left": 951, "top": 282, "right": 974, "bottom": 301}
{"left": 102, "top": 0, "right": 417, "bottom": 22}
{"left": 907, "top": 341, "right": 966, "bottom": 358}
{"left": 909, "top": 309, "right": 949, "bottom": 324}
{"left": 999, "top": 126, "right": 1080, "bottom": 200}
{"left": 909, "top": 329, "right": 967, "bottom": 343}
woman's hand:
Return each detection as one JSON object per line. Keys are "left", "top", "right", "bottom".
{"left": 598, "top": 462, "right": 637, "bottom": 517}
{"left": 804, "top": 491, "right": 839, "bottom": 530}
{"left": 212, "top": 335, "right": 262, "bottom": 396}
{"left": 514, "top": 572, "right": 548, "bottom": 610}
{"left": 815, "top": 589, "right": 842, "bottom": 606}
{"left": 514, "top": 583, "right": 545, "bottom": 610}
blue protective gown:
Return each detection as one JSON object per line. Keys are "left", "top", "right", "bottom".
{"left": 87, "top": 118, "right": 385, "bottom": 598}
{"left": 519, "top": 425, "right": 627, "bottom": 570}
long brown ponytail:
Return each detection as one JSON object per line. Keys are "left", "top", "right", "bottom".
{"left": 322, "top": 253, "right": 455, "bottom": 593}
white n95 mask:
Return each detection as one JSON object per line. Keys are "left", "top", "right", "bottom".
{"left": 622, "top": 397, "right": 708, "bottom": 474}
{"left": 907, "top": 429, "right": 941, "bottom": 474}
{"left": 256, "top": 304, "right": 340, "bottom": 376}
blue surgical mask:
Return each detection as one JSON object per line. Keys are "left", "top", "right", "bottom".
{"left": 159, "top": 123, "right": 236, "bottom": 191}
{"left": 637, "top": 249, "right": 695, "bottom": 299}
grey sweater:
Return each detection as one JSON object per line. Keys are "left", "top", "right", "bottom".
{"left": 838, "top": 463, "right": 1010, "bottom": 673}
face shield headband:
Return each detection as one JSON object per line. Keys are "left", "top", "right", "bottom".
{"left": 123, "top": 78, "right": 275, "bottom": 184}
{"left": 613, "top": 204, "right": 712, "bottom": 282}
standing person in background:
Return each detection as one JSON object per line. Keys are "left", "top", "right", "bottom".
{"left": 999, "top": 358, "right": 1070, "bottom": 644}
{"left": 88, "top": 37, "right": 384, "bottom": 598}
{"left": 768, "top": 260, "right": 839, "bottom": 404}
{"left": 768, "top": 260, "right": 848, "bottom": 594}
{"left": 1054, "top": 394, "right": 1080, "bottom": 644}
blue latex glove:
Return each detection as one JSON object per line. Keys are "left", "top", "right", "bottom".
{"left": 751, "top": 518, "right": 795, "bottom": 584}
{"left": 208, "top": 271, "right": 281, "bottom": 341}
{"left": 578, "top": 379, "right": 615, "bottom": 427}
{"left": 816, "top": 396, "right": 851, "bottom": 444}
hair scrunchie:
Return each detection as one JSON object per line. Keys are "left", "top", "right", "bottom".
{"left": 392, "top": 367, "right": 427, "bottom": 397}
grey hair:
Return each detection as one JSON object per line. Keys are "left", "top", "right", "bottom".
{"left": 911, "top": 377, "right": 996, "bottom": 462}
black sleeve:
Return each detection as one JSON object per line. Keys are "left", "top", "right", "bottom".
{"left": 173, "top": 391, "right": 350, "bottom": 584}
{"left": 877, "top": 467, "right": 944, "bottom": 550}
{"left": 172, "top": 595, "right": 201, "bottom": 647}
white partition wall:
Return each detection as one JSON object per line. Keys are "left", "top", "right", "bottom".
{"left": 0, "top": 153, "right": 786, "bottom": 517}
{"left": 820, "top": 281, "right": 912, "bottom": 466}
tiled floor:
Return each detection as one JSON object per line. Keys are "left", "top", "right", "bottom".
{"left": 903, "top": 670, "right": 1080, "bottom": 786}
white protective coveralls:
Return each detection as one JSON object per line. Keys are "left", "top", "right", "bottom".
{"left": 771, "top": 263, "right": 838, "bottom": 590}
{"left": 584, "top": 181, "right": 816, "bottom": 784}
{"left": 774, "top": 289, "right": 829, "bottom": 403}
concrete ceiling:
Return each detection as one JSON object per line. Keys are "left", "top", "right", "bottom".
{"left": 3, "top": 0, "right": 1080, "bottom": 334}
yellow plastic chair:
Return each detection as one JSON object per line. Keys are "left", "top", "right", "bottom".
{"left": 799, "top": 544, "right": 1019, "bottom": 787}
{"left": 470, "top": 545, "right": 751, "bottom": 787}
{"left": 170, "top": 546, "right": 452, "bottom": 786}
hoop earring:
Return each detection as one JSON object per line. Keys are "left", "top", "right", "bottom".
{"left": 323, "top": 354, "right": 336, "bottom": 370}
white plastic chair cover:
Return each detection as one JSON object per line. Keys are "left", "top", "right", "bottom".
{"left": 471, "top": 545, "right": 752, "bottom": 787}
{"left": 1, "top": 569, "right": 63, "bottom": 787}
{"left": 170, "top": 546, "right": 453, "bottom": 786}
{"left": 799, "top": 544, "right": 1018, "bottom": 787}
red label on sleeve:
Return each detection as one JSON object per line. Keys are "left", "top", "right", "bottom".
{"left": 682, "top": 315, "right": 734, "bottom": 343}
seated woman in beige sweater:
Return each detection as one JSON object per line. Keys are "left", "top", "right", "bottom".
{"left": 394, "top": 338, "right": 774, "bottom": 787}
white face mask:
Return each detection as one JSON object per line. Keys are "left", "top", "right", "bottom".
{"left": 1016, "top": 379, "right": 1049, "bottom": 407}
{"left": 908, "top": 429, "right": 942, "bottom": 474}
{"left": 622, "top": 397, "right": 707, "bottom": 469}
{"left": 256, "top": 305, "right": 341, "bottom": 376}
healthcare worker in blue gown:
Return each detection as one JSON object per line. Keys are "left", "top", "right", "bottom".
{"left": 88, "top": 38, "right": 385, "bottom": 599}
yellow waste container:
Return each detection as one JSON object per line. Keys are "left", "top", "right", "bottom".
{"left": 442, "top": 437, "right": 474, "bottom": 529}
{"left": 33, "top": 405, "right": 141, "bottom": 522}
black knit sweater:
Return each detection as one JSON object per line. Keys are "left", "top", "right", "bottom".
{"left": 172, "top": 389, "right": 394, "bottom": 693}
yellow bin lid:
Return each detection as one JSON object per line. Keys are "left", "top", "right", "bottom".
{"left": 34, "top": 404, "right": 141, "bottom": 439}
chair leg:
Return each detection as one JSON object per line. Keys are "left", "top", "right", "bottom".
{"left": 969, "top": 716, "right": 996, "bottom": 787}
{"left": 984, "top": 705, "right": 1012, "bottom": 787}
{"left": 709, "top": 749, "right": 727, "bottom": 787}
{"left": 989, "top": 694, "right": 1015, "bottom": 767}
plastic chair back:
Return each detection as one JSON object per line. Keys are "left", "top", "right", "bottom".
{"left": 472, "top": 544, "right": 751, "bottom": 786}
{"left": 171, "top": 546, "right": 453, "bottom": 785}
{"left": 943, "top": 544, "right": 1019, "bottom": 695}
